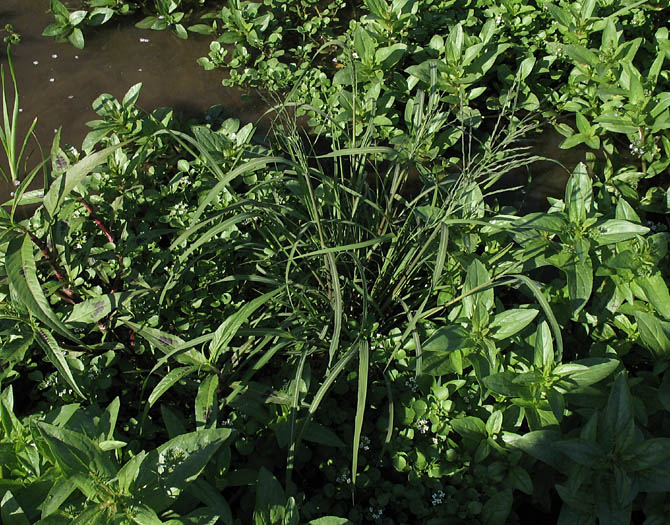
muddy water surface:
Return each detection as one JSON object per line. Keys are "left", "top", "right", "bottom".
{"left": 1, "top": 0, "right": 266, "bottom": 200}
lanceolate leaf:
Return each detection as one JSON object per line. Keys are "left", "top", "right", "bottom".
{"left": 6, "top": 234, "right": 80, "bottom": 342}
{"left": 565, "top": 238, "right": 593, "bottom": 316}
{"left": 37, "top": 422, "right": 116, "bottom": 477}
{"left": 34, "top": 328, "right": 85, "bottom": 399}
{"left": 134, "top": 428, "right": 233, "bottom": 512}
{"left": 634, "top": 311, "right": 670, "bottom": 357}
{"left": 637, "top": 273, "right": 670, "bottom": 321}
{"left": 42, "top": 142, "right": 125, "bottom": 219}
{"left": 147, "top": 366, "right": 197, "bottom": 409}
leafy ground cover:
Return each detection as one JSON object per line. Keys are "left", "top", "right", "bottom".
{"left": 2, "top": 0, "right": 670, "bottom": 523}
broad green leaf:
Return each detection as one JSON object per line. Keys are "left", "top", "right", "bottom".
{"left": 66, "top": 295, "right": 113, "bottom": 324}
{"left": 624, "top": 438, "right": 670, "bottom": 471}
{"left": 634, "top": 311, "right": 670, "bottom": 357}
{"left": 122, "top": 82, "right": 142, "bottom": 108}
{"left": 508, "top": 465, "right": 533, "bottom": 495}
{"left": 253, "top": 467, "right": 286, "bottom": 525}
{"left": 446, "top": 23, "right": 464, "bottom": 63}
{"left": 302, "top": 421, "right": 345, "bottom": 448}
{"left": 34, "top": 328, "right": 85, "bottom": 399}
{"left": 375, "top": 43, "right": 407, "bottom": 70}
{"left": 122, "top": 320, "right": 204, "bottom": 366}
{"left": 451, "top": 416, "right": 487, "bottom": 440}
{"left": 483, "top": 371, "right": 530, "bottom": 398}
{"left": 117, "top": 450, "right": 146, "bottom": 495}
{"left": 421, "top": 325, "right": 470, "bottom": 376}
{"left": 98, "top": 440, "right": 127, "bottom": 451}
{"left": 565, "top": 238, "right": 592, "bottom": 316}
{"left": 637, "top": 273, "right": 670, "bottom": 320}
{"left": 489, "top": 309, "right": 539, "bottom": 340}
{"left": 195, "top": 373, "right": 219, "bottom": 428}
{"left": 486, "top": 410, "right": 503, "bottom": 436}
{"left": 147, "top": 366, "right": 197, "bottom": 409}
{"left": 43, "top": 142, "right": 124, "bottom": 219}
{"left": 565, "top": 45, "right": 598, "bottom": 67}
{"left": 462, "top": 259, "right": 493, "bottom": 317}
{"left": 533, "top": 321, "right": 554, "bottom": 371}
{"left": 352, "top": 26, "right": 376, "bottom": 63}
{"left": 135, "top": 428, "right": 232, "bottom": 512}
{"left": 130, "top": 505, "right": 163, "bottom": 525}
{"left": 40, "top": 479, "right": 76, "bottom": 518}
{"left": 1, "top": 491, "right": 30, "bottom": 525}
{"left": 482, "top": 489, "right": 513, "bottom": 525}
{"left": 37, "top": 422, "right": 116, "bottom": 477}
{"left": 553, "top": 357, "right": 619, "bottom": 390}
{"left": 604, "top": 374, "right": 635, "bottom": 451}
{"left": 6, "top": 234, "right": 80, "bottom": 342}
{"left": 594, "top": 219, "right": 649, "bottom": 245}
{"left": 565, "top": 163, "right": 592, "bottom": 225}
{"left": 554, "top": 438, "right": 604, "bottom": 467}
{"left": 504, "top": 430, "right": 565, "bottom": 470}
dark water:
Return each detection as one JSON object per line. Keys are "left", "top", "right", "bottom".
{"left": 0, "top": 0, "right": 588, "bottom": 211}
{"left": 0, "top": 0, "right": 267, "bottom": 201}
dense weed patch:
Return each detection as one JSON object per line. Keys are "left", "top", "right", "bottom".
{"left": 1, "top": 0, "right": 670, "bottom": 523}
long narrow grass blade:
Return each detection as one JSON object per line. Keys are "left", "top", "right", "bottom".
{"left": 432, "top": 223, "right": 449, "bottom": 288}
{"left": 189, "top": 156, "right": 292, "bottom": 226}
{"left": 286, "top": 349, "right": 308, "bottom": 484}
{"left": 6, "top": 234, "right": 80, "bottom": 342}
{"left": 178, "top": 212, "right": 259, "bottom": 264}
{"left": 297, "top": 346, "right": 357, "bottom": 444}
{"left": 326, "top": 253, "right": 342, "bottom": 369}
{"left": 209, "top": 287, "right": 283, "bottom": 363}
{"left": 351, "top": 339, "right": 369, "bottom": 491}
{"left": 291, "top": 234, "right": 395, "bottom": 261}
{"left": 314, "top": 146, "right": 396, "bottom": 159}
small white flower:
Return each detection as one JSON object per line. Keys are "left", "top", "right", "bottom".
{"left": 68, "top": 95, "right": 74, "bottom": 99}
{"left": 74, "top": 55, "right": 79, "bottom": 59}
{"left": 51, "top": 53, "right": 58, "bottom": 58}
{"left": 49, "top": 78, "right": 55, "bottom": 82}
{"left": 352, "top": 51, "right": 359, "bottom": 59}
{"left": 431, "top": 489, "right": 446, "bottom": 506}
{"left": 13, "top": 180, "right": 20, "bottom": 186}
{"left": 138, "top": 68, "right": 143, "bottom": 72}
{"left": 139, "top": 37, "right": 150, "bottom": 43}
{"left": 18, "top": 108, "right": 22, "bottom": 112}
{"left": 417, "top": 418, "right": 430, "bottom": 434}
{"left": 33, "top": 60, "right": 39, "bottom": 65}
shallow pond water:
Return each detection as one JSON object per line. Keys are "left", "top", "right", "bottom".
{"left": 0, "top": 1, "right": 592, "bottom": 212}
{"left": 0, "top": 0, "right": 267, "bottom": 201}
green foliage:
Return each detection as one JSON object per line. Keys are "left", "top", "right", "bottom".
{"left": 7, "top": 0, "right": 670, "bottom": 522}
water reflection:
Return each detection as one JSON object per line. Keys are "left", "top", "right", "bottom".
{"left": 0, "top": 0, "right": 267, "bottom": 200}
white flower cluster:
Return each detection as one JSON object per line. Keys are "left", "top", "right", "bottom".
{"left": 369, "top": 506, "right": 383, "bottom": 519}
{"left": 405, "top": 376, "right": 418, "bottom": 392}
{"left": 359, "top": 435, "right": 371, "bottom": 451}
{"left": 416, "top": 418, "right": 430, "bottom": 434}
{"left": 431, "top": 489, "right": 446, "bottom": 506}
{"left": 336, "top": 469, "right": 351, "bottom": 485}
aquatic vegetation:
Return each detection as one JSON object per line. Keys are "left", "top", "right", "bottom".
{"left": 4, "top": 0, "right": 670, "bottom": 523}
